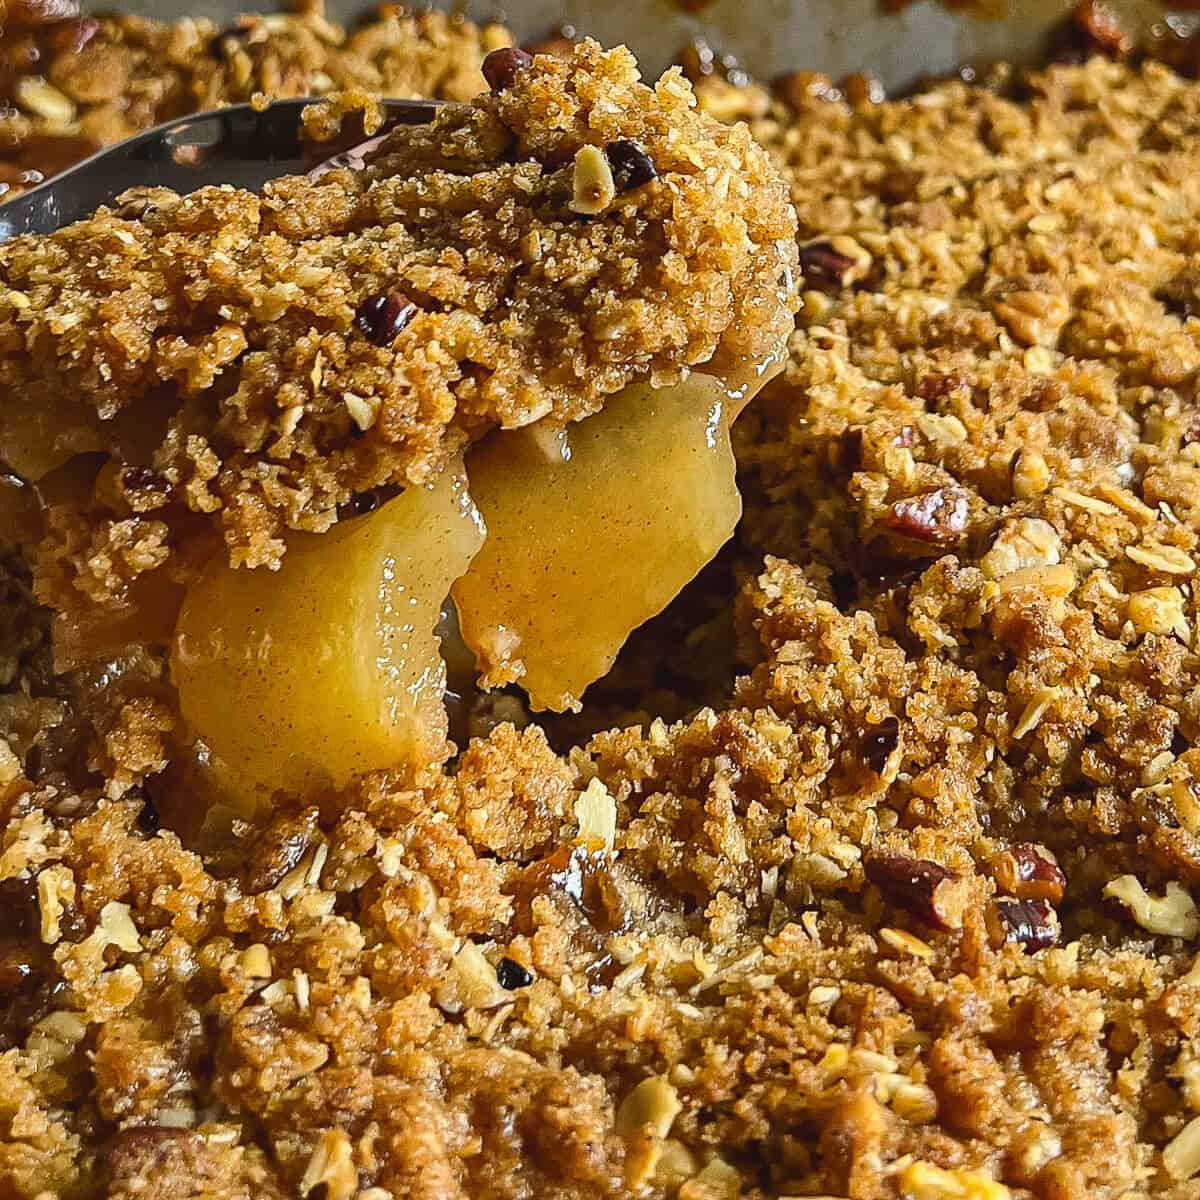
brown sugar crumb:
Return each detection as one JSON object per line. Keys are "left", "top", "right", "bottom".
{"left": 0, "top": 5, "right": 514, "bottom": 201}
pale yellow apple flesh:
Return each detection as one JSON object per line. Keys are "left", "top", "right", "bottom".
{"left": 452, "top": 371, "right": 748, "bottom": 713}
{"left": 168, "top": 350, "right": 781, "bottom": 804}
{"left": 171, "top": 464, "right": 484, "bottom": 802}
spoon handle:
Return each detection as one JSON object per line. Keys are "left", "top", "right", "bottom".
{"left": 0, "top": 96, "right": 441, "bottom": 240}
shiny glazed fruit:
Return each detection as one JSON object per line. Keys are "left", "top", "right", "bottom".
{"left": 453, "top": 373, "right": 742, "bottom": 712}
{"left": 171, "top": 465, "right": 484, "bottom": 804}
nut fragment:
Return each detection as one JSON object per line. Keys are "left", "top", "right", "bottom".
{"left": 344, "top": 393, "right": 380, "bottom": 433}
{"left": 900, "top": 1160, "right": 1012, "bottom": 1200}
{"left": 240, "top": 943, "right": 272, "bottom": 979}
{"left": 616, "top": 1076, "right": 682, "bottom": 1139}
{"left": 574, "top": 777, "right": 617, "bottom": 853}
{"left": 37, "top": 865, "right": 74, "bottom": 945}
{"left": 915, "top": 412, "right": 967, "bottom": 447}
{"left": 1129, "top": 587, "right": 1190, "bottom": 641}
{"left": 1051, "top": 0, "right": 1133, "bottom": 63}
{"left": 861, "top": 716, "right": 900, "bottom": 775}
{"left": 299, "top": 1129, "right": 357, "bottom": 1200}
{"left": 989, "top": 284, "right": 1071, "bottom": 347}
{"left": 864, "top": 852, "right": 969, "bottom": 931}
{"left": 986, "top": 898, "right": 1060, "bottom": 953}
{"left": 798, "top": 237, "right": 869, "bottom": 293}
{"left": 435, "top": 942, "right": 508, "bottom": 1013}
{"left": 354, "top": 292, "right": 418, "bottom": 347}
{"left": 605, "top": 140, "right": 658, "bottom": 193}
{"left": 678, "top": 1156, "right": 741, "bottom": 1200}
{"left": 569, "top": 144, "right": 617, "bottom": 216}
{"left": 1164, "top": 1114, "right": 1200, "bottom": 1181}
{"left": 481, "top": 45, "right": 533, "bottom": 92}
{"left": 885, "top": 487, "right": 970, "bottom": 544}
{"left": 1104, "top": 876, "right": 1200, "bottom": 938}
{"left": 988, "top": 843, "right": 1066, "bottom": 903}
{"left": 1012, "top": 449, "right": 1050, "bottom": 499}
{"left": 980, "top": 518, "right": 1061, "bottom": 581}
{"left": 96, "top": 901, "right": 142, "bottom": 954}
{"left": 7, "top": 0, "right": 83, "bottom": 24}
{"left": 916, "top": 371, "right": 967, "bottom": 404}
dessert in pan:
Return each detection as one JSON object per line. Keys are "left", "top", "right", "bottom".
{"left": 5, "top": 2, "right": 1200, "bottom": 1198}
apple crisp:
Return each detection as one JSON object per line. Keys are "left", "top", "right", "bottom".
{"left": 5, "top": 7, "right": 1200, "bottom": 1200}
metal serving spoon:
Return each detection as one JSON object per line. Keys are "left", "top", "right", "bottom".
{"left": 0, "top": 95, "right": 441, "bottom": 241}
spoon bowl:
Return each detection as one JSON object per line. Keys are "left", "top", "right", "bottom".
{"left": 0, "top": 96, "right": 441, "bottom": 240}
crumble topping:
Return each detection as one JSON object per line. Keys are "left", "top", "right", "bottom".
{"left": 0, "top": 3, "right": 512, "bottom": 201}
{"left": 0, "top": 37, "right": 796, "bottom": 639}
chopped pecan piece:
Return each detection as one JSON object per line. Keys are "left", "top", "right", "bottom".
{"left": 917, "top": 372, "right": 967, "bottom": 404}
{"left": 862, "top": 716, "right": 900, "bottom": 775}
{"left": 863, "top": 852, "right": 969, "bottom": 931}
{"left": 885, "top": 488, "right": 970, "bottom": 544}
{"left": 989, "top": 843, "right": 1066, "bottom": 903}
{"left": 44, "top": 13, "right": 96, "bottom": 53}
{"left": 986, "top": 898, "right": 1060, "bottom": 953}
{"left": 1050, "top": 1, "right": 1133, "bottom": 63}
{"left": 605, "top": 140, "right": 658, "bottom": 193}
{"left": 1184, "top": 410, "right": 1200, "bottom": 454}
{"left": 6, "top": 0, "right": 80, "bottom": 25}
{"left": 798, "top": 240, "right": 857, "bottom": 293}
{"left": 103, "top": 1127, "right": 199, "bottom": 1178}
{"left": 242, "top": 808, "right": 319, "bottom": 894}
{"left": 354, "top": 292, "right": 419, "bottom": 347}
{"left": 481, "top": 46, "right": 534, "bottom": 93}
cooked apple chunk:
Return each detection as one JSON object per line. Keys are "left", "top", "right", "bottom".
{"left": 453, "top": 372, "right": 746, "bottom": 713}
{"left": 171, "top": 465, "right": 484, "bottom": 802}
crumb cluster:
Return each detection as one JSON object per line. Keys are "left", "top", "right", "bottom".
{"left": 0, "top": 35, "right": 795, "bottom": 671}
{"left": 0, "top": 3, "right": 511, "bottom": 200}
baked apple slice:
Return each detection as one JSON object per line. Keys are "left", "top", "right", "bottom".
{"left": 453, "top": 370, "right": 750, "bottom": 713}
{"left": 171, "top": 464, "right": 484, "bottom": 803}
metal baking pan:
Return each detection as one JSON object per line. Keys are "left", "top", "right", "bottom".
{"left": 99, "top": 0, "right": 1166, "bottom": 91}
